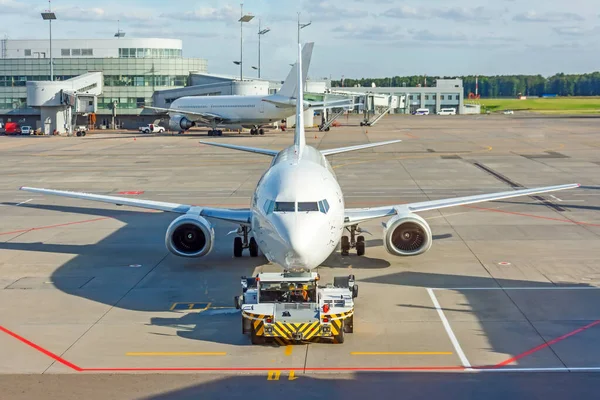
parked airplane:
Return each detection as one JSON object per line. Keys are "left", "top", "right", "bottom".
{"left": 21, "top": 44, "right": 579, "bottom": 272}
{"left": 144, "top": 42, "right": 349, "bottom": 136}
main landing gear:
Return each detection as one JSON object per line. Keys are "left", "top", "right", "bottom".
{"left": 340, "top": 225, "right": 366, "bottom": 257}
{"left": 250, "top": 127, "right": 264, "bottom": 135}
{"left": 208, "top": 130, "right": 223, "bottom": 136}
{"left": 233, "top": 225, "right": 259, "bottom": 258}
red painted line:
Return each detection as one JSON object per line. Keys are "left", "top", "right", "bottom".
{"left": 0, "top": 217, "right": 110, "bottom": 236}
{"left": 0, "top": 323, "right": 464, "bottom": 372}
{"left": 492, "top": 319, "right": 600, "bottom": 368}
{"left": 0, "top": 325, "right": 82, "bottom": 371}
{"left": 465, "top": 205, "right": 600, "bottom": 227}
{"left": 117, "top": 191, "right": 145, "bottom": 195}
{"left": 82, "top": 366, "right": 465, "bottom": 372}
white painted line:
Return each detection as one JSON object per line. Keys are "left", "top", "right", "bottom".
{"left": 432, "top": 287, "right": 600, "bottom": 291}
{"left": 550, "top": 195, "right": 563, "bottom": 202}
{"left": 476, "top": 367, "right": 600, "bottom": 372}
{"left": 427, "top": 288, "right": 472, "bottom": 370}
{"left": 16, "top": 199, "right": 33, "bottom": 206}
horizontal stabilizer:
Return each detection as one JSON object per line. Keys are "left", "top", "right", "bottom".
{"left": 321, "top": 140, "right": 402, "bottom": 156}
{"left": 199, "top": 141, "right": 278, "bottom": 157}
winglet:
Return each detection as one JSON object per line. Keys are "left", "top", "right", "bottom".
{"left": 294, "top": 43, "right": 306, "bottom": 160}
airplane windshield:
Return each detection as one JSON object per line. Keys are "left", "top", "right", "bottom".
{"left": 274, "top": 202, "right": 295, "bottom": 212}
{"left": 298, "top": 202, "right": 319, "bottom": 212}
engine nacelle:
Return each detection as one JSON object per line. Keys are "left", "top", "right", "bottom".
{"left": 169, "top": 114, "right": 194, "bottom": 131}
{"left": 383, "top": 213, "right": 432, "bottom": 256}
{"left": 165, "top": 214, "right": 214, "bottom": 257}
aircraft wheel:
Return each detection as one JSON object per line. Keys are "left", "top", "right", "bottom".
{"left": 341, "top": 236, "right": 350, "bottom": 256}
{"left": 249, "top": 237, "right": 259, "bottom": 257}
{"left": 217, "top": 130, "right": 223, "bottom": 136}
{"left": 325, "top": 127, "right": 330, "bottom": 131}
{"left": 234, "top": 237, "right": 243, "bottom": 257}
{"left": 259, "top": 128, "right": 264, "bottom": 135}
{"left": 356, "top": 241, "right": 365, "bottom": 256}
{"left": 208, "top": 130, "right": 213, "bottom": 136}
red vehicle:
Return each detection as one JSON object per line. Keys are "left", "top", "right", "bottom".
{"left": 4, "top": 122, "right": 21, "bottom": 135}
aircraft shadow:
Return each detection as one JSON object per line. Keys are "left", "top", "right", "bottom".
{"left": 139, "top": 371, "right": 600, "bottom": 400}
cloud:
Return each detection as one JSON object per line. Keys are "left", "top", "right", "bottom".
{"left": 0, "top": 0, "right": 28, "bottom": 14}
{"left": 332, "top": 24, "right": 404, "bottom": 41}
{"left": 55, "top": 6, "right": 153, "bottom": 22}
{"left": 431, "top": 6, "right": 495, "bottom": 22}
{"left": 409, "top": 29, "right": 468, "bottom": 42}
{"left": 383, "top": 6, "right": 425, "bottom": 19}
{"left": 384, "top": 5, "right": 496, "bottom": 22}
{"left": 513, "top": 11, "right": 584, "bottom": 23}
{"left": 304, "top": 0, "right": 364, "bottom": 20}
{"left": 160, "top": 5, "right": 239, "bottom": 22}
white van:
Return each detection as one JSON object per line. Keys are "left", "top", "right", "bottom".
{"left": 414, "top": 108, "right": 430, "bottom": 115}
{"left": 438, "top": 108, "right": 457, "bottom": 115}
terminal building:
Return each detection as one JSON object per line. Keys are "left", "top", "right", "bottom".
{"left": 334, "top": 79, "right": 468, "bottom": 115}
{"left": 0, "top": 38, "right": 207, "bottom": 131}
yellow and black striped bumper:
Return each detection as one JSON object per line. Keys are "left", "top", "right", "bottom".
{"left": 243, "top": 309, "right": 353, "bottom": 344}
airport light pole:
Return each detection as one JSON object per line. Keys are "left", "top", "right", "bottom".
{"left": 41, "top": 1, "right": 57, "bottom": 82}
{"left": 257, "top": 20, "right": 270, "bottom": 79}
{"left": 238, "top": 4, "right": 254, "bottom": 81}
{"left": 297, "top": 12, "right": 311, "bottom": 45}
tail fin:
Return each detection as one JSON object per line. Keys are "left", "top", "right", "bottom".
{"left": 294, "top": 43, "right": 306, "bottom": 159}
{"left": 277, "top": 42, "right": 314, "bottom": 98}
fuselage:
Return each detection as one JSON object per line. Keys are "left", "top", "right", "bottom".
{"left": 170, "top": 95, "right": 301, "bottom": 127}
{"left": 250, "top": 146, "right": 345, "bottom": 271}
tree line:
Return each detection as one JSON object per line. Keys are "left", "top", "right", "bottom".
{"left": 331, "top": 72, "right": 600, "bottom": 97}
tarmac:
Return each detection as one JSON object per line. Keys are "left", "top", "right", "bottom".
{"left": 1, "top": 113, "right": 599, "bottom": 399}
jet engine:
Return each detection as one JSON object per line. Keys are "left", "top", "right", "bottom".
{"left": 383, "top": 213, "right": 432, "bottom": 256}
{"left": 165, "top": 214, "right": 214, "bottom": 257}
{"left": 169, "top": 114, "right": 194, "bottom": 131}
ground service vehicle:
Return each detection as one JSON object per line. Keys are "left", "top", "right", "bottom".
{"left": 414, "top": 108, "right": 430, "bottom": 115}
{"left": 437, "top": 108, "right": 457, "bottom": 115}
{"left": 138, "top": 124, "right": 165, "bottom": 134}
{"left": 4, "top": 122, "right": 20, "bottom": 135}
{"left": 236, "top": 272, "right": 357, "bottom": 345}
{"left": 20, "top": 126, "right": 32, "bottom": 135}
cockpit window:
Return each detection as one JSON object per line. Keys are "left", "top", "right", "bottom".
{"left": 274, "top": 202, "right": 295, "bottom": 212}
{"left": 264, "top": 199, "right": 275, "bottom": 215}
{"left": 318, "top": 199, "right": 330, "bottom": 214}
{"left": 298, "top": 202, "right": 319, "bottom": 212}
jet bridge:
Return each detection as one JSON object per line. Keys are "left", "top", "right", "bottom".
{"left": 26, "top": 72, "right": 102, "bottom": 135}
{"left": 328, "top": 90, "right": 404, "bottom": 127}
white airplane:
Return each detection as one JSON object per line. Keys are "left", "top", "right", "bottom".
{"left": 20, "top": 44, "right": 579, "bottom": 272}
{"left": 144, "top": 42, "right": 350, "bottom": 136}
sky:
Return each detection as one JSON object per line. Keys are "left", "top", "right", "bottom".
{"left": 1, "top": 0, "right": 598, "bottom": 81}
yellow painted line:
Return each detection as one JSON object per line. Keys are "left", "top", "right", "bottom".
{"left": 126, "top": 352, "right": 226, "bottom": 356}
{"left": 350, "top": 352, "right": 453, "bottom": 356}
{"left": 284, "top": 345, "right": 293, "bottom": 356}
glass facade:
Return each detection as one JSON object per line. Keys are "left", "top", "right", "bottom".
{"left": 118, "top": 48, "right": 182, "bottom": 58}
{"left": 0, "top": 57, "right": 207, "bottom": 114}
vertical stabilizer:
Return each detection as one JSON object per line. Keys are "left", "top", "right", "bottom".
{"left": 294, "top": 43, "right": 306, "bottom": 159}
{"left": 276, "top": 42, "right": 314, "bottom": 99}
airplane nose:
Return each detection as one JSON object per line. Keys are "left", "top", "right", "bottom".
{"left": 280, "top": 225, "right": 311, "bottom": 268}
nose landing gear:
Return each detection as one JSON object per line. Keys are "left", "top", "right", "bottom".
{"left": 233, "top": 225, "right": 259, "bottom": 257}
{"left": 341, "top": 225, "right": 366, "bottom": 256}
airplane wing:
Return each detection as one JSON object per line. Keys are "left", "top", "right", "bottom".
{"left": 321, "top": 140, "right": 402, "bottom": 156}
{"left": 343, "top": 183, "right": 580, "bottom": 225}
{"left": 19, "top": 187, "right": 252, "bottom": 225}
{"left": 199, "top": 141, "right": 278, "bottom": 157}
{"left": 143, "top": 106, "right": 226, "bottom": 125}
